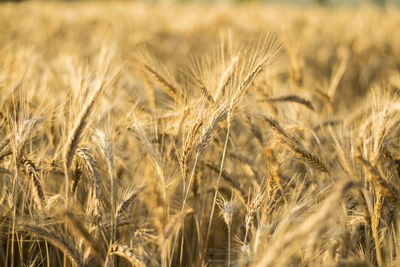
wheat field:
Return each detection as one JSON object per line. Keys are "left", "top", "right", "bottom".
{"left": 0, "top": 1, "right": 400, "bottom": 266}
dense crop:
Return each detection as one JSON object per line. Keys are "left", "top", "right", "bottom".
{"left": 1, "top": 2, "right": 400, "bottom": 266}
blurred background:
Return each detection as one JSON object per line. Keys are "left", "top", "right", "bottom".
{"left": 0, "top": 0, "right": 399, "bottom": 7}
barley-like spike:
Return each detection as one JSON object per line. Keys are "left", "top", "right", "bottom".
{"left": 264, "top": 116, "right": 298, "bottom": 144}
{"left": 193, "top": 76, "right": 214, "bottom": 104}
{"left": 181, "top": 118, "right": 203, "bottom": 181}
{"left": 17, "top": 224, "right": 83, "bottom": 266}
{"left": 143, "top": 64, "right": 183, "bottom": 104}
{"left": 231, "top": 59, "right": 264, "bottom": 108}
{"left": 264, "top": 147, "right": 289, "bottom": 208}
{"left": 76, "top": 148, "right": 102, "bottom": 200}
{"left": 215, "top": 57, "right": 238, "bottom": 102}
{"left": 245, "top": 180, "right": 268, "bottom": 232}
{"left": 280, "top": 139, "right": 329, "bottom": 173}
{"left": 197, "top": 108, "right": 227, "bottom": 153}
{"left": 259, "top": 95, "right": 314, "bottom": 111}
{"left": 21, "top": 158, "right": 45, "bottom": 209}
{"left": 64, "top": 82, "right": 105, "bottom": 169}
{"left": 116, "top": 186, "right": 145, "bottom": 220}
{"left": 264, "top": 148, "right": 284, "bottom": 190}
{"left": 108, "top": 244, "right": 145, "bottom": 267}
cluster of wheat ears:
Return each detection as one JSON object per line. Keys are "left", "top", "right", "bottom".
{"left": 1, "top": 2, "right": 400, "bottom": 267}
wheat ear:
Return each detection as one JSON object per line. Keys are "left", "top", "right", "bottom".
{"left": 280, "top": 139, "right": 329, "bottom": 173}
{"left": 17, "top": 224, "right": 83, "bottom": 266}
{"left": 76, "top": 148, "right": 102, "bottom": 201}
{"left": 63, "top": 81, "right": 105, "bottom": 207}
{"left": 64, "top": 83, "right": 105, "bottom": 170}
{"left": 143, "top": 64, "right": 184, "bottom": 104}
{"left": 259, "top": 95, "right": 314, "bottom": 111}
{"left": 115, "top": 186, "right": 145, "bottom": 221}
{"left": 21, "top": 158, "right": 44, "bottom": 210}
{"left": 108, "top": 244, "right": 144, "bottom": 267}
